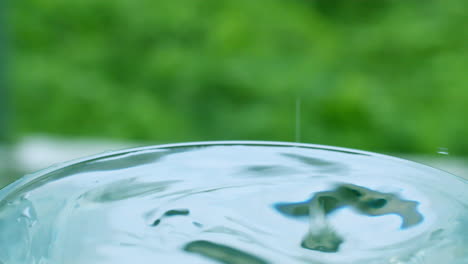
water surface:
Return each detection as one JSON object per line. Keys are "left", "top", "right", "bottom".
{"left": 0, "top": 141, "right": 467, "bottom": 263}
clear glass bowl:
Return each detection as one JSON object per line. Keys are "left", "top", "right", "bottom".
{"left": 0, "top": 141, "right": 467, "bottom": 264}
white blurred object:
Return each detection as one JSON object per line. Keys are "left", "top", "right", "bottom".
{"left": 14, "top": 135, "right": 142, "bottom": 173}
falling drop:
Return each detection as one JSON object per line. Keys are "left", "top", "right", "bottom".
{"left": 295, "top": 97, "right": 301, "bottom": 143}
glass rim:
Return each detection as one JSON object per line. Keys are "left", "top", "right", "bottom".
{"left": 2, "top": 140, "right": 465, "bottom": 196}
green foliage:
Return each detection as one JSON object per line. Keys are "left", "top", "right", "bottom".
{"left": 9, "top": 0, "right": 468, "bottom": 153}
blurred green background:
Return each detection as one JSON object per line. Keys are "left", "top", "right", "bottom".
{"left": 1, "top": 0, "right": 467, "bottom": 186}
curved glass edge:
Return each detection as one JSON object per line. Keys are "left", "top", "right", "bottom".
{"left": 1, "top": 140, "right": 466, "bottom": 199}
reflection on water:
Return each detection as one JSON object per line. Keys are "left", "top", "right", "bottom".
{"left": 0, "top": 141, "right": 467, "bottom": 264}
{"left": 184, "top": 240, "right": 268, "bottom": 264}
{"left": 151, "top": 209, "right": 190, "bottom": 227}
{"left": 276, "top": 184, "right": 424, "bottom": 252}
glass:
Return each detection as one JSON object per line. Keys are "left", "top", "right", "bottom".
{"left": 0, "top": 141, "right": 467, "bottom": 263}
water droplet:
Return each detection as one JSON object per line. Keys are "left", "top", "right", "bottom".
{"left": 295, "top": 97, "right": 301, "bottom": 143}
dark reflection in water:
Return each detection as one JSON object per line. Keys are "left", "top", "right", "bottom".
{"left": 163, "top": 209, "right": 190, "bottom": 217}
{"left": 184, "top": 240, "right": 269, "bottom": 264}
{"left": 192, "top": 221, "right": 203, "bottom": 228}
{"left": 301, "top": 227, "right": 343, "bottom": 253}
{"left": 275, "top": 184, "right": 424, "bottom": 252}
{"left": 83, "top": 179, "right": 180, "bottom": 203}
{"left": 241, "top": 165, "right": 299, "bottom": 177}
{"left": 151, "top": 209, "right": 190, "bottom": 227}
{"left": 280, "top": 153, "right": 348, "bottom": 174}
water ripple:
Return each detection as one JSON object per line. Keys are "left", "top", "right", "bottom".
{"left": 0, "top": 141, "right": 467, "bottom": 264}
